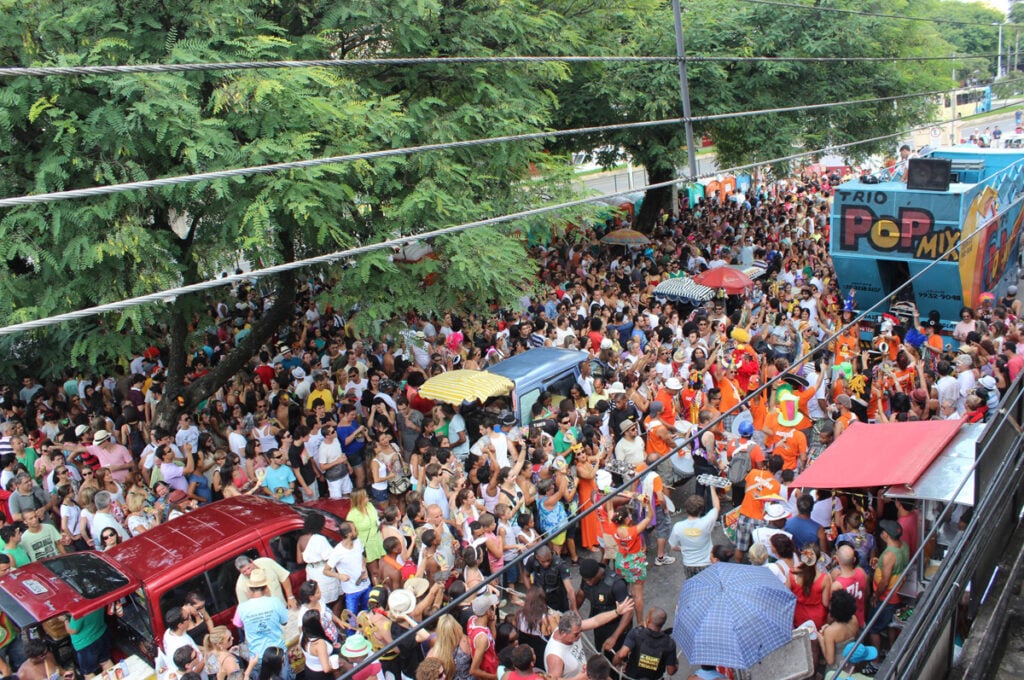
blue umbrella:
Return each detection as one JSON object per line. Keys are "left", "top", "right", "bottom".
{"left": 653, "top": 277, "right": 714, "bottom": 303}
{"left": 673, "top": 562, "right": 796, "bottom": 670}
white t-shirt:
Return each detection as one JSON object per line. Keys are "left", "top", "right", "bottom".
{"left": 614, "top": 436, "right": 645, "bottom": 467}
{"left": 669, "top": 509, "right": 719, "bottom": 567}
{"left": 328, "top": 540, "right": 370, "bottom": 594}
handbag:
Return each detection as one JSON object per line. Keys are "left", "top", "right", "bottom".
{"left": 388, "top": 477, "right": 411, "bottom": 496}
{"left": 323, "top": 462, "right": 348, "bottom": 481}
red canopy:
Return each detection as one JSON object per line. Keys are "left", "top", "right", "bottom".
{"left": 792, "top": 420, "right": 963, "bottom": 490}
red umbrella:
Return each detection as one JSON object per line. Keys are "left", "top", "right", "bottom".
{"left": 692, "top": 266, "right": 755, "bottom": 294}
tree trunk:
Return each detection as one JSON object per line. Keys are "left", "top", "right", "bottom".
{"left": 153, "top": 270, "right": 297, "bottom": 432}
{"left": 634, "top": 163, "right": 675, "bottom": 233}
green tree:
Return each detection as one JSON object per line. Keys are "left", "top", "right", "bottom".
{"left": 926, "top": 0, "right": 1002, "bottom": 80}
{"left": 550, "top": 0, "right": 953, "bottom": 229}
{"left": 0, "top": 0, "right": 579, "bottom": 428}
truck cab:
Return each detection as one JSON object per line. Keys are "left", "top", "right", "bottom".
{"left": 0, "top": 496, "right": 349, "bottom": 673}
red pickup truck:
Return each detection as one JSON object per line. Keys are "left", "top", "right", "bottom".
{"left": 0, "top": 495, "right": 349, "bottom": 667}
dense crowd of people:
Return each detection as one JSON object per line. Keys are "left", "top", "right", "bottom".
{"left": 0, "top": 173, "right": 1014, "bottom": 680}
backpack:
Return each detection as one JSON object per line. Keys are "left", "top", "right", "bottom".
{"left": 727, "top": 442, "right": 753, "bottom": 485}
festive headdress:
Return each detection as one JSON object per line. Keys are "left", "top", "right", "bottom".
{"left": 843, "top": 289, "right": 856, "bottom": 313}
{"left": 777, "top": 389, "right": 804, "bottom": 427}
{"left": 848, "top": 374, "right": 868, "bottom": 399}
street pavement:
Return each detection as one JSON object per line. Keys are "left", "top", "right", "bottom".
{"left": 564, "top": 476, "right": 731, "bottom": 678}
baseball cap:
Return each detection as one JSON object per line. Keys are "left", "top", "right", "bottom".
{"left": 879, "top": 519, "right": 902, "bottom": 539}
{"left": 471, "top": 593, "right": 500, "bottom": 616}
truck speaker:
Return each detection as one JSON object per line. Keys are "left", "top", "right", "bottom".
{"left": 907, "top": 158, "right": 952, "bottom": 192}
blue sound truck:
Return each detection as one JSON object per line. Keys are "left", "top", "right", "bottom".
{"left": 829, "top": 147, "right": 1024, "bottom": 325}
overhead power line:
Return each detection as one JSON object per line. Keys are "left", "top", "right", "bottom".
{"left": 0, "top": 52, "right": 996, "bottom": 79}
{"left": 741, "top": 0, "right": 1024, "bottom": 29}
{"left": 2, "top": 79, "right": 1011, "bottom": 210}
{"left": 0, "top": 104, "right": 999, "bottom": 337}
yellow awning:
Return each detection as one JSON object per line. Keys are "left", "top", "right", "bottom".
{"left": 418, "top": 369, "right": 514, "bottom": 404}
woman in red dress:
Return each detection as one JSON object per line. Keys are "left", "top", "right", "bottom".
{"left": 789, "top": 545, "right": 832, "bottom": 629}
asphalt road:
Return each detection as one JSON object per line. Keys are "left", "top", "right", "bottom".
{"left": 564, "top": 475, "right": 729, "bottom": 678}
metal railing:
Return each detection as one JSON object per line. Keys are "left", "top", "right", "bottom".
{"left": 876, "top": 374, "right": 1024, "bottom": 679}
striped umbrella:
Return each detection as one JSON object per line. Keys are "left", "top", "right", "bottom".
{"left": 418, "top": 369, "right": 514, "bottom": 405}
{"left": 653, "top": 277, "right": 715, "bottom": 303}
{"left": 740, "top": 265, "right": 767, "bottom": 280}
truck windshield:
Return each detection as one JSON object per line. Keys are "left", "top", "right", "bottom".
{"left": 45, "top": 554, "right": 130, "bottom": 599}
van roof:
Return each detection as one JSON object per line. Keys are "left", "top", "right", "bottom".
{"left": 487, "top": 347, "right": 589, "bottom": 383}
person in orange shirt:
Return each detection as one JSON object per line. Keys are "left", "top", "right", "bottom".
{"left": 654, "top": 377, "right": 682, "bottom": 424}
{"left": 644, "top": 401, "right": 675, "bottom": 458}
{"left": 833, "top": 394, "right": 857, "bottom": 437}
{"left": 724, "top": 420, "right": 765, "bottom": 506}
{"left": 764, "top": 387, "right": 809, "bottom": 471}
{"left": 833, "top": 324, "right": 860, "bottom": 364}
{"left": 733, "top": 455, "right": 782, "bottom": 563}
{"left": 714, "top": 359, "right": 743, "bottom": 432}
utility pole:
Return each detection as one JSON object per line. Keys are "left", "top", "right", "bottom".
{"left": 951, "top": 55, "right": 957, "bottom": 146}
{"left": 671, "top": 0, "right": 698, "bottom": 181}
{"left": 996, "top": 22, "right": 1004, "bottom": 79}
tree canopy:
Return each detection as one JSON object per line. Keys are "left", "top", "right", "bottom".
{"left": 549, "top": 0, "right": 954, "bottom": 229}
{"left": 0, "top": 0, "right": 582, "bottom": 425}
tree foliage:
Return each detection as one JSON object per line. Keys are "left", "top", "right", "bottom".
{"left": 0, "top": 0, "right": 583, "bottom": 425}
{"left": 549, "top": 0, "right": 954, "bottom": 229}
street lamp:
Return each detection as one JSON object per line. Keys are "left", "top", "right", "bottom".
{"left": 995, "top": 22, "right": 1004, "bottom": 79}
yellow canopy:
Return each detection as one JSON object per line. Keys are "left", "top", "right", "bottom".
{"left": 418, "top": 369, "right": 514, "bottom": 404}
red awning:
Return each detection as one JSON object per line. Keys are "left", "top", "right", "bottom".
{"left": 792, "top": 420, "right": 964, "bottom": 489}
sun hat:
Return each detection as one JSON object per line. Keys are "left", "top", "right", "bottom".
{"left": 247, "top": 568, "right": 269, "bottom": 589}
{"left": 619, "top": 419, "right": 638, "bottom": 434}
{"left": 607, "top": 381, "right": 627, "bottom": 395}
{"left": 388, "top": 589, "right": 416, "bottom": 618}
{"left": 92, "top": 429, "right": 111, "bottom": 445}
{"left": 404, "top": 577, "right": 430, "bottom": 599}
{"left": 664, "top": 377, "right": 683, "bottom": 391}
{"left": 471, "top": 593, "right": 500, "bottom": 616}
{"left": 291, "top": 367, "right": 306, "bottom": 381}
{"left": 167, "top": 490, "right": 189, "bottom": 505}
{"left": 341, "top": 635, "right": 374, "bottom": 659}
{"left": 764, "top": 503, "right": 792, "bottom": 522}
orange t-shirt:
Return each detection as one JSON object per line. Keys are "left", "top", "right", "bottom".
{"left": 654, "top": 389, "right": 678, "bottom": 423}
{"left": 740, "top": 470, "right": 781, "bottom": 520}
{"left": 834, "top": 331, "right": 859, "bottom": 362}
{"left": 727, "top": 438, "right": 765, "bottom": 467}
{"left": 718, "top": 375, "right": 742, "bottom": 415}
{"left": 773, "top": 427, "right": 808, "bottom": 471}
{"left": 644, "top": 417, "right": 673, "bottom": 456}
{"left": 749, "top": 394, "right": 767, "bottom": 432}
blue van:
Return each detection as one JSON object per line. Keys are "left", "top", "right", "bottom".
{"left": 487, "top": 347, "right": 593, "bottom": 424}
